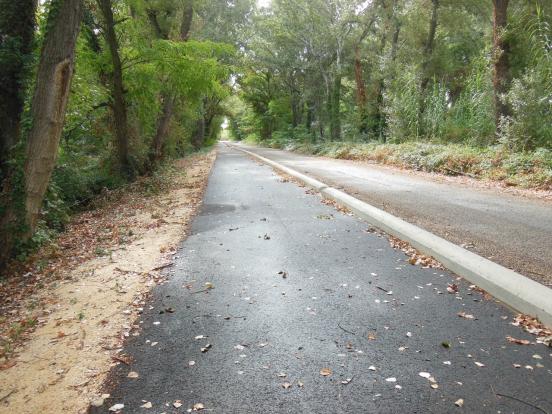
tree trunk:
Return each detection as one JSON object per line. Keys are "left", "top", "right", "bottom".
{"left": 148, "top": 0, "right": 193, "bottom": 167}
{"left": 290, "top": 91, "right": 302, "bottom": 128}
{"left": 150, "top": 96, "right": 175, "bottom": 164}
{"left": 97, "top": 0, "right": 131, "bottom": 176}
{"left": 23, "top": 0, "right": 83, "bottom": 239}
{"left": 180, "top": 1, "right": 194, "bottom": 41}
{"left": 352, "top": 16, "right": 375, "bottom": 136}
{"left": 492, "top": 0, "right": 510, "bottom": 131}
{"left": 330, "top": 74, "right": 341, "bottom": 140}
{"left": 354, "top": 46, "right": 368, "bottom": 134}
{"left": 420, "top": 0, "right": 439, "bottom": 94}
{"left": 192, "top": 117, "right": 205, "bottom": 150}
{"left": 390, "top": 18, "right": 401, "bottom": 62}
{"left": 0, "top": 0, "right": 37, "bottom": 169}
{"left": 305, "top": 100, "right": 314, "bottom": 133}
{"left": 418, "top": 0, "right": 439, "bottom": 132}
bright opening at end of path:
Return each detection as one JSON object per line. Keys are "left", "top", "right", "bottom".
{"left": 257, "top": 0, "right": 271, "bottom": 8}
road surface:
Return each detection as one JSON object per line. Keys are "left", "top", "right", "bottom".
{"left": 97, "top": 146, "right": 551, "bottom": 413}
{"left": 235, "top": 143, "right": 552, "bottom": 287}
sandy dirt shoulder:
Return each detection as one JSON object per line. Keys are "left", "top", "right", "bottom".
{"left": 0, "top": 151, "right": 216, "bottom": 413}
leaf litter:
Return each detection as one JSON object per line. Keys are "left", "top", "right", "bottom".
{"left": 0, "top": 152, "right": 216, "bottom": 413}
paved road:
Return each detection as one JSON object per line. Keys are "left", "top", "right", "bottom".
{"left": 98, "top": 146, "right": 551, "bottom": 413}
{"left": 234, "top": 143, "right": 552, "bottom": 287}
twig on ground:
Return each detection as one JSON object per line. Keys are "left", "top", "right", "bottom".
{"left": 150, "top": 263, "right": 173, "bottom": 271}
{"left": 496, "top": 392, "right": 549, "bottom": 414}
{"left": 338, "top": 323, "right": 356, "bottom": 335}
{"left": 0, "top": 389, "right": 15, "bottom": 402}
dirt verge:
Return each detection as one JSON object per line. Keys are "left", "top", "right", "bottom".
{"left": 0, "top": 150, "right": 216, "bottom": 414}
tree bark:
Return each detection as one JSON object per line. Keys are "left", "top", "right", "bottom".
{"left": 330, "top": 74, "right": 341, "bottom": 140}
{"left": 148, "top": 0, "right": 193, "bottom": 167}
{"left": 354, "top": 46, "right": 368, "bottom": 134}
{"left": 97, "top": 0, "right": 131, "bottom": 176}
{"left": 23, "top": 0, "right": 84, "bottom": 238}
{"left": 492, "top": 0, "right": 510, "bottom": 131}
{"left": 418, "top": 0, "right": 439, "bottom": 132}
{"left": 150, "top": 96, "right": 175, "bottom": 163}
{"left": 0, "top": 0, "right": 37, "bottom": 168}
{"left": 191, "top": 117, "right": 205, "bottom": 150}
{"left": 420, "top": 0, "right": 439, "bottom": 94}
{"left": 353, "top": 13, "right": 377, "bottom": 135}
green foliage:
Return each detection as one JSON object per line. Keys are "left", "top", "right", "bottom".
{"left": 231, "top": 0, "right": 552, "bottom": 164}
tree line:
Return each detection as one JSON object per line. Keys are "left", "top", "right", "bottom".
{"left": 230, "top": 0, "right": 551, "bottom": 153}
{"left": 0, "top": 0, "right": 252, "bottom": 269}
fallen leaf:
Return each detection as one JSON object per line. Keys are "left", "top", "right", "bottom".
{"left": 127, "top": 371, "right": 139, "bottom": 378}
{"left": 447, "top": 284, "right": 459, "bottom": 294}
{"left": 505, "top": 335, "right": 530, "bottom": 345}
{"left": 174, "top": 401, "right": 182, "bottom": 408}
{"left": 193, "top": 403, "right": 205, "bottom": 411}
{"left": 457, "top": 312, "right": 474, "bottom": 320}
{"left": 140, "top": 402, "right": 152, "bottom": 408}
{"left": 455, "top": 399, "right": 464, "bottom": 407}
{"left": 419, "top": 372, "right": 431, "bottom": 379}
{"left": 320, "top": 368, "right": 332, "bottom": 376}
{"left": 109, "top": 403, "right": 124, "bottom": 412}
{"left": 430, "top": 383, "right": 439, "bottom": 389}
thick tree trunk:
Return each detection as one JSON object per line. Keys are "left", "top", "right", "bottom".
{"left": 191, "top": 117, "right": 205, "bottom": 150}
{"left": 180, "top": 1, "right": 194, "bottom": 41}
{"left": 0, "top": 0, "right": 37, "bottom": 168}
{"left": 492, "top": 0, "right": 510, "bottom": 131}
{"left": 150, "top": 96, "right": 175, "bottom": 164}
{"left": 148, "top": 0, "right": 193, "bottom": 167}
{"left": 97, "top": 0, "right": 131, "bottom": 176}
{"left": 23, "top": 0, "right": 83, "bottom": 238}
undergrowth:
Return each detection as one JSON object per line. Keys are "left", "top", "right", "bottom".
{"left": 262, "top": 139, "right": 552, "bottom": 190}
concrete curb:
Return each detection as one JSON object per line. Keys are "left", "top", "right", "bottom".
{"left": 228, "top": 143, "right": 552, "bottom": 327}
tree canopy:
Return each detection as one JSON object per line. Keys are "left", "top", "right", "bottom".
{"left": 0, "top": 0, "right": 551, "bottom": 268}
